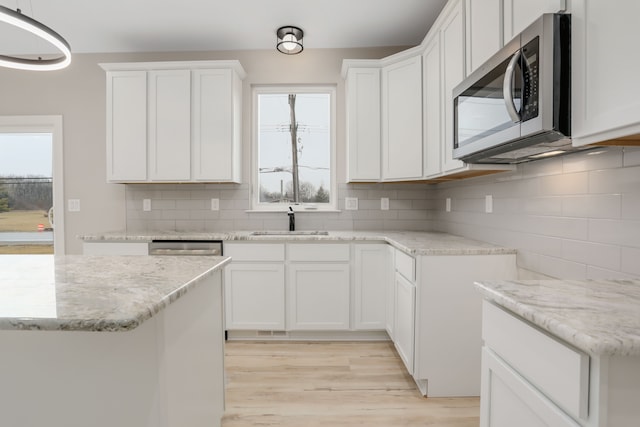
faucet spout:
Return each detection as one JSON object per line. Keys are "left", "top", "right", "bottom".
{"left": 288, "top": 206, "right": 295, "bottom": 231}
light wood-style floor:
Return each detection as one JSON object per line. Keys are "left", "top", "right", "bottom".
{"left": 222, "top": 341, "right": 480, "bottom": 426}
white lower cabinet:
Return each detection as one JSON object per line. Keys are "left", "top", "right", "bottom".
{"left": 287, "top": 263, "right": 350, "bottom": 330}
{"left": 224, "top": 263, "right": 285, "bottom": 330}
{"left": 480, "top": 300, "right": 640, "bottom": 427}
{"left": 223, "top": 243, "right": 286, "bottom": 331}
{"left": 394, "top": 271, "right": 416, "bottom": 375}
{"left": 481, "top": 348, "right": 580, "bottom": 427}
{"left": 385, "top": 245, "right": 396, "bottom": 339}
{"left": 354, "top": 244, "right": 389, "bottom": 330}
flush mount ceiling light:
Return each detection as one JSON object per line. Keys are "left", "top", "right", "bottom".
{"left": 276, "top": 26, "right": 303, "bottom": 55}
{"left": 0, "top": 5, "right": 71, "bottom": 71}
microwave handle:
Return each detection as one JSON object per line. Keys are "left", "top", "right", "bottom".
{"left": 503, "top": 49, "right": 522, "bottom": 123}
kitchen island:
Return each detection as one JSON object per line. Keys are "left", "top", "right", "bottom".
{"left": 475, "top": 279, "right": 640, "bottom": 426}
{"left": 0, "top": 254, "right": 230, "bottom": 427}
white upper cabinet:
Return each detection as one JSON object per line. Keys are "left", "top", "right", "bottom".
{"left": 571, "top": 0, "right": 640, "bottom": 146}
{"left": 440, "top": 0, "right": 466, "bottom": 173}
{"left": 382, "top": 55, "right": 423, "bottom": 180}
{"left": 101, "top": 60, "right": 245, "bottom": 183}
{"left": 344, "top": 67, "right": 381, "bottom": 182}
{"left": 148, "top": 69, "right": 192, "bottom": 181}
{"left": 465, "top": 0, "right": 503, "bottom": 75}
{"left": 105, "top": 71, "right": 147, "bottom": 182}
{"left": 192, "top": 69, "right": 242, "bottom": 182}
{"left": 503, "top": 0, "right": 566, "bottom": 43}
{"left": 422, "top": 31, "right": 442, "bottom": 178}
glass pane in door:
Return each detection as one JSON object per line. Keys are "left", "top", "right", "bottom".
{"left": 0, "top": 133, "right": 54, "bottom": 254}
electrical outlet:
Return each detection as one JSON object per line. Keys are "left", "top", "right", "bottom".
{"left": 485, "top": 195, "right": 493, "bottom": 213}
{"left": 210, "top": 198, "right": 220, "bottom": 211}
{"left": 381, "top": 197, "right": 389, "bottom": 210}
{"left": 68, "top": 199, "right": 80, "bottom": 212}
{"left": 446, "top": 198, "right": 451, "bottom": 212}
{"left": 345, "top": 197, "right": 358, "bottom": 211}
{"left": 143, "top": 199, "right": 151, "bottom": 212}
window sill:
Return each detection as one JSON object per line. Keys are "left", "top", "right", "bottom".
{"left": 245, "top": 209, "right": 342, "bottom": 213}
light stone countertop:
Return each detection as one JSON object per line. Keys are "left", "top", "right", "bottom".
{"left": 78, "top": 230, "right": 516, "bottom": 256}
{"left": 475, "top": 279, "right": 640, "bottom": 356}
{"left": 0, "top": 254, "right": 230, "bottom": 332}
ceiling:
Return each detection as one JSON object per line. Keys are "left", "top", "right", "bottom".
{"left": 0, "top": 0, "right": 447, "bottom": 55}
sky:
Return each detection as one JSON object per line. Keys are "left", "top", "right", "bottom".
{"left": 0, "top": 133, "right": 52, "bottom": 177}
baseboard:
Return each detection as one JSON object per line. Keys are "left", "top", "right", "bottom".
{"left": 226, "top": 329, "right": 391, "bottom": 341}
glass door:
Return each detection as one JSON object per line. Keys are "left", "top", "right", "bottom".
{"left": 0, "top": 133, "right": 54, "bottom": 254}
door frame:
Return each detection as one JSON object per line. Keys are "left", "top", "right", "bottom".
{"left": 0, "top": 116, "right": 65, "bottom": 254}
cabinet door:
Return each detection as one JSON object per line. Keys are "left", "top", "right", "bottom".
{"left": 354, "top": 244, "right": 388, "bottom": 330}
{"left": 423, "top": 32, "right": 442, "bottom": 178}
{"left": 480, "top": 348, "right": 580, "bottom": 427}
{"left": 106, "top": 71, "right": 147, "bottom": 182}
{"left": 465, "top": 0, "right": 503, "bottom": 75}
{"left": 503, "top": 0, "right": 566, "bottom": 43}
{"left": 394, "top": 272, "right": 415, "bottom": 375}
{"left": 148, "top": 69, "right": 191, "bottom": 181}
{"left": 441, "top": 0, "right": 466, "bottom": 173}
{"left": 192, "top": 69, "right": 241, "bottom": 182}
{"left": 224, "top": 263, "right": 285, "bottom": 330}
{"left": 572, "top": 0, "right": 640, "bottom": 146}
{"left": 381, "top": 56, "right": 423, "bottom": 180}
{"left": 345, "top": 68, "right": 381, "bottom": 182}
{"left": 288, "top": 263, "right": 350, "bottom": 330}
{"left": 385, "top": 246, "right": 396, "bottom": 339}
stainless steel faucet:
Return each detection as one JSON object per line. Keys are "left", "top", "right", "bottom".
{"left": 288, "top": 206, "right": 295, "bottom": 231}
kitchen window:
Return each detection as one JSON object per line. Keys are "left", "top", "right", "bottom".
{"left": 252, "top": 86, "right": 336, "bottom": 211}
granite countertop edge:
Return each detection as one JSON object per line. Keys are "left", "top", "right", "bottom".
{"left": 475, "top": 280, "right": 640, "bottom": 357}
{"left": 0, "top": 256, "right": 231, "bottom": 333}
{"left": 78, "top": 231, "right": 517, "bottom": 256}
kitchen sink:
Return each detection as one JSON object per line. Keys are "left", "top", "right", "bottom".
{"left": 250, "top": 231, "right": 329, "bottom": 236}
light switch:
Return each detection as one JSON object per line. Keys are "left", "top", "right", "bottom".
{"left": 345, "top": 197, "right": 358, "bottom": 211}
{"left": 211, "top": 198, "right": 220, "bottom": 211}
{"left": 68, "top": 199, "right": 80, "bottom": 212}
{"left": 143, "top": 199, "right": 151, "bottom": 212}
{"left": 446, "top": 198, "right": 451, "bottom": 212}
{"left": 381, "top": 197, "right": 389, "bottom": 210}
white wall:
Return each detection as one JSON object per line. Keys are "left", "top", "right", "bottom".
{"left": 432, "top": 147, "right": 640, "bottom": 280}
{"left": 0, "top": 47, "right": 408, "bottom": 254}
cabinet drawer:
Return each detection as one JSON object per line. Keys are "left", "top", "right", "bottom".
{"left": 482, "top": 301, "right": 589, "bottom": 421}
{"left": 224, "top": 243, "right": 285, "bottom": 262}
{"left": 288, "top": 244, "right": 350, "bottom": 262}
{"left": 394, "top": 249, "right": 415, "bottom": 281}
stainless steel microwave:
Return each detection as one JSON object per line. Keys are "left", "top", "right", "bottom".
{"left": 453, "top": 13, "right": 583, "bottom": 164}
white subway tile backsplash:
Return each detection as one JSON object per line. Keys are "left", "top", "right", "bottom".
{"left": 562, "top": 239, "right": 621, "bottom": 271}
{"left": 589, "top": 219, "right": 640, "bottom": 248}
{"left": 621, "top": 192, "right": 640, "bottom": 219}
{"left": 562, "top": 148, "right": 622, "bottom": 173}
{"left": 589, "top": 166, "right": 640, "bottom": 194}
{"left": 623, "top": 147, "right": 640, "bottom": 167}
{"left": 562, "top": 194, "right": 621, "bottom": 219}
{"left": 433, "top": 147, "right": 638, "bottom": 279}
{"left": 520, "top": 196, "right": 562, "bottom": 216}
{"left": 538, "top": 255, "right": 587, "bottom": 279}
{"left": 621, "top": 247, "right": 640, "bottom": 276}
{"left": 538, "top": 171, "right": 589, "bottom": 196}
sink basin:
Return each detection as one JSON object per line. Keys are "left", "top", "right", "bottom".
{"left": 250, "top": 231, "right": 329, "bottom": 236}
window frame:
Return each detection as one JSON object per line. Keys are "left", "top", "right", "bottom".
{"left": 251, "top": 85, "right": 337, "bottom": 212}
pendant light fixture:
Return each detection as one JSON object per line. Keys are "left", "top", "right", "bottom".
{"left": 0, "top": 4, "right": 71, "bottom": 71}
{"left": 276, "top": 26, "right": 303, "bottom": 55}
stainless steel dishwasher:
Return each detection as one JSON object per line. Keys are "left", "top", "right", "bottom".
{"left": 148, "top": 240, "right": 223, "bottom": 256}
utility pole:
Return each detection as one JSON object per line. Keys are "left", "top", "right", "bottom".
{"left": 288, "top": 94, "right": 300, "bottom": 203}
